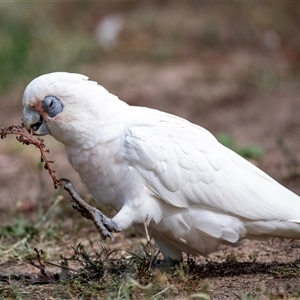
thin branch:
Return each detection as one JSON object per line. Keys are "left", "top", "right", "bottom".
{"left": 0, "top": 124, "right": 60, "bottom": 188}
{"left": 1, "top": 124, "right": 117, "bottom": 242}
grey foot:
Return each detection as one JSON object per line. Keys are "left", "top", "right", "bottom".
{"left": 152, "top": 258, "right": 181, "bottom": 271}
{"left": 59, "top": 178, "right": 120, "bottom": 243}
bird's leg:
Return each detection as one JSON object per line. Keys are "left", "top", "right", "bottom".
{"left": 59, "top": 178, "right": 121, "bottom": 243}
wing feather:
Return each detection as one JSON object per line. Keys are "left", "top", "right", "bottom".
{"left": 124, "top": 107, "right": 300, "bottom": 221}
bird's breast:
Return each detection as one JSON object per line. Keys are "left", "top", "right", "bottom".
{"left": 65, "top": 138, "right": 136, "bottom": 210}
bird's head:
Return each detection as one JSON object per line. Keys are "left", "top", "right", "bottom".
{"left": 22, "top": 72, "right": 122, "bottom": 147}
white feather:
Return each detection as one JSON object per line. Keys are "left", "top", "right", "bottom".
{"left": 22, "top": 72, "right": 300, "bottom": 260}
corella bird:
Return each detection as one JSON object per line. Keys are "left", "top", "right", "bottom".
{"left": 22, "top": 72, "right": 300, "bottom": 262}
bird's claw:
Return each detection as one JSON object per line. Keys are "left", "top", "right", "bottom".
{"left": 59, "top": 178, "right": 119, "bottom": 243}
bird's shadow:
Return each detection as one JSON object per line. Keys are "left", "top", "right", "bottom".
{"left": 183, "top": 259, "right": 300, "bottom": 278}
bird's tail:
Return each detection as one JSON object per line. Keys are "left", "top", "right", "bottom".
{"left": 245, "top": 220, "right": 300, "bottom": 240}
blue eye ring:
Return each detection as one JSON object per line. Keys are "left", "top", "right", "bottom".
{"left": 42, "top": 95, "right": 63, "bottom": 118}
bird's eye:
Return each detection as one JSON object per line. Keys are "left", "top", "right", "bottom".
{"left": 49, "top": 99, "right": 54, "bottom": 108}
{"left": 42, "top": 95, "right": 64, "bottom": 118}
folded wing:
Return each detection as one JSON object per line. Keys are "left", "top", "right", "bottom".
{"left": 124, "top": 107, "right": 300, "bottom": 223}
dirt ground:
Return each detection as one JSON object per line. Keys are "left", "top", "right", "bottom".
{"left": 1, "top": 3, "right": 300, "bottom": 299}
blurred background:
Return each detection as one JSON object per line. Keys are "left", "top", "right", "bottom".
{"left": 0, "top": 1, "right": 300, "bottom": 238}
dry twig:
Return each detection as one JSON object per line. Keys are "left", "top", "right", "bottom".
{"left": 0, "top": 124, "right": 60, "bottom": 188}
{"left": 0, "top": 124, "right": 118, "bottom": 242}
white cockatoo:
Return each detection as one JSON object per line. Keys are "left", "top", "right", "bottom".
{"left": 22, "top": 72, "right": 300, "bottom": 262}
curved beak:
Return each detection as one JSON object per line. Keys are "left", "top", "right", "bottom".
{"left": 22, "top": 107, "right": 50, "bottom": 136}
